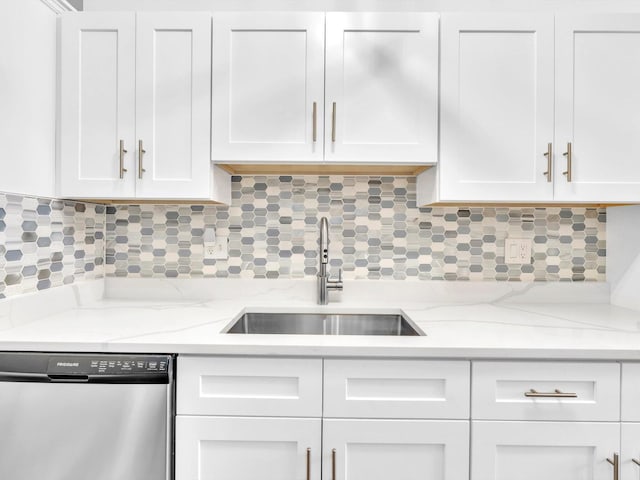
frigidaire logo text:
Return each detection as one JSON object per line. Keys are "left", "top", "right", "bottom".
{"left": 57, "top": 362, "right": 80, "bottom": 367}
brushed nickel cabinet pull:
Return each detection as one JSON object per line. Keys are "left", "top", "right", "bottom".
{"left": 138, "top": 139, "right": 147, "bottom": 179}
{"left": 543, "top": 142, "right": 552, "bottom": 182}
{"left": 633, "top": 458, "right": 640, "bottom": 467}
{"left": 562, "top": 142, "right": 572, "bottom": 182}
{"left": 312, "top": 102, "right": 317, "bottom": 143}
{"left": 331, "top": 102, "right": 337, "bottom": 143}
{"left": 524, "top": 389, "right": 578, "bottom": 398}
{"left": 331, "top": 448, "right": 336, "bottom": 480}
{"left": 119, "top": 140, "right": 128, "bottom": 179}
{"left": 607, "top": 453, "right": 619, "bottom": 480}
{"left": 306, "top": 448, "right": 311, "bottom": 480}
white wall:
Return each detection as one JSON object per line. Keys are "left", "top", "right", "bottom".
{"left": 0, "top": 0, "right": 57, "bottom": 197}
{"left": 607, "top": 206, "right": 640, "bottom": 310}
{"left": 84, "top": 0, "right": 640, "bottom": 12}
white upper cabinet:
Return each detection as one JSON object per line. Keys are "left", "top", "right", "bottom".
{"left": 439, "top": 14, "right": 555, "bottom": 202}
{"left": 211, "top": 13, "right": 325, "bottom": 162}
{"left": 421, "top": 12, "right": 640, "bottom": 205}
{"left": 135, "top": 13, "right": 213, "bottom": 199}
{"left": 59, "top": 13, "right": 136, "bottom": 198}
{"left": 325, "top": 13, "right": 438, "bottom": 164}
{"left": 59, "top": 12, "right": 229, "bottom": 202}
{"left": 211, "top": 12, "right": 439, "bottom": 165}
{"left": 555, "top": 15, "right": 640, "bottom": 203}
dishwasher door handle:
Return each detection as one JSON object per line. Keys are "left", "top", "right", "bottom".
{"left": 48, "top": 375, "right": 90, "bottom": 383}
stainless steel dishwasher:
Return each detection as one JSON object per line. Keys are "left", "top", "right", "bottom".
{"left": 0, "top": 353, "right": 174, "bottom": 480}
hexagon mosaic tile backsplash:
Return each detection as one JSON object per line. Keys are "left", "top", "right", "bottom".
{"left": 0, "top": 193, "right": 105, "bottom": 299}
{"left": 105, "top": 176, "right": 606, "bottom": 282}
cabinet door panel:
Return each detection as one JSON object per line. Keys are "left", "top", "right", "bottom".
{"left": 59, "top": 13, "right": 136, "bottom": 198}
{"left": 440, "top": 14, "right": 554, "bottom": 202}
{"left": 135, "top": 13, "right": 212, "bottom": 199}
{"left": 622, "top": 423, "right": 640, "bottom": 480}
{"left": 176, "top": 416, "right": 321, "bottom": 480}
{"left": 472, "top": 421, "right": 620, "bottom": 480}
{"left": 323, "top": 419, "right": 469, "bottom": 480}
{"left": 212, "top": 13, "right": 324, "bottom": 162}
{"left": 325, "top": 13, "right": 438, "bottom": 163}
{"left": 555, "top": 15, "right": 640, "bottom": 202}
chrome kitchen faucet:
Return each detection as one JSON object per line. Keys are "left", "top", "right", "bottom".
{"left": 318, "top": 217, "right": 344, "bottom": 305}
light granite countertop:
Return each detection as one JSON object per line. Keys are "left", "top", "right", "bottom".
{"left": 1, "top": 278, "right": 640, "bottom": 360}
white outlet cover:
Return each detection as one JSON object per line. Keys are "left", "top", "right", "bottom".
{"left": 504, "top": 238, "right": 532, "bottom": 265}
{"left": 204, "top": 237, "right": 228, "bottom": 260}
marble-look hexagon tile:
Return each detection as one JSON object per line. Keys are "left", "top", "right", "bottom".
{"left": 0, "top": 193, "right": 105, "bottom": 298}
{"left": 104, "top": 176, "right": 606, "bottom": 282}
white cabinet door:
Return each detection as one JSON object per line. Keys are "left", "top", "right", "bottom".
{"left": 323, "top": 419, "right": 469, "bottom": 480}
{"left": 176, "top": 416, "right": 321, "bottom": 480}
{"left": 324, "top": 13, "right": 438, "bottom": 164}
{"left": 439, "top": 14, "right": 554, "bottom": 202}
{"left": 555, "top": 15, "right": 640, "bottom": 202}
{"left": 472, "top": 421, "right": 620, "bottom": 480}
{"left": 211, "top": 13, "right": 325, "bottom": 162}
{"left": 135, "top": 13, "right": 212, "bottom": 199}
{"left": 622, "top": 423, "right": 640, "bottom": 480}
{"left": 59, "top": 13, "right": 136, "bottom": 198}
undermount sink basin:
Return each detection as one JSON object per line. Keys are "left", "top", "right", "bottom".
{"left": 224, "top": 312, "right": 425, "bottom": 336}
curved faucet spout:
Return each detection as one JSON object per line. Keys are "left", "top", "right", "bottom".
{"left": 317, "top": 216, "right": 343, "bottom": 305}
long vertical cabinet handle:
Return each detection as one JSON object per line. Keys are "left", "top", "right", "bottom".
{"left": 312, "top": 102, "right": 317, "bottom": 142}
{"left": 607, "top": 453, "right": 619, "bottom": 480}
{"left": 543, "top": 143, "right": 552, "bottom": 182}
{"left": 331, "top": 102, "right": 337, "bottom": 142}
{"left": 331, "top": 448, "right": 336, "bottom": 480}
{"left": 306, "top": 448, "right": 311, "bottom": 480}
{"left": 138, "top": 140, "right": 147, "bottom": 179}
{"left": 562, "top": 142, "right": 572, "bottom": 182}
{"left": 119, "top": 140, "right": 128, "bottom": 179}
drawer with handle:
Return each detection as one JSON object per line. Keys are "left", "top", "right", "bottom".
{"left": 472, "top": 361, "right": 620, "bottom": 421}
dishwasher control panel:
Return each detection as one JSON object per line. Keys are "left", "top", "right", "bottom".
{"left": 46, "top": 355, "right": 172, "bottom": 382}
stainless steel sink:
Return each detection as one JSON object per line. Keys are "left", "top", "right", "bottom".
{"left": 224, "top": 312, "right": 425, "bottom": 336}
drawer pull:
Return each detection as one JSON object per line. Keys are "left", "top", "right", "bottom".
{"left": 524, "top": 389, "right": 578, "bottom": 398}
{"left": 331, "top": 448, "right": 336, "bottom": 480}
{"left": 633, "top": 458, "right": 640, "bottom": 467}
{"left": 306, "top": 448, "right": 311, "bottom": 480}
{"left": 607, "top": 453, "right": 619, "bottom": 480}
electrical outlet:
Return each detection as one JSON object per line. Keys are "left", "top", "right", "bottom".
{"left": 204, "top": 236, "right": 228, "bottom": 260}
{"left": 504, "top": 238, "right": 532, "bottom": 265}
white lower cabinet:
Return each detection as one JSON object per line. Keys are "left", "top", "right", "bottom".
{"left": 622, "top": 424, "right": 640, "bottom": 480}
{"left": 323, "top": 419, "right": 469, "bottom": 480}
{"left": 176, "top": 416, "right": 321, "bottom": 480}
{"left": 471, "top": 421, "right": 620, "bottom": 480}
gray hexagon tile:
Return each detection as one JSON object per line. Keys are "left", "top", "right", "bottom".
{"left": 105, "top": 176, "right": 606, "bottom": 282}
{"left": 0, "top": 193, "right": 105, "bottom": 299}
